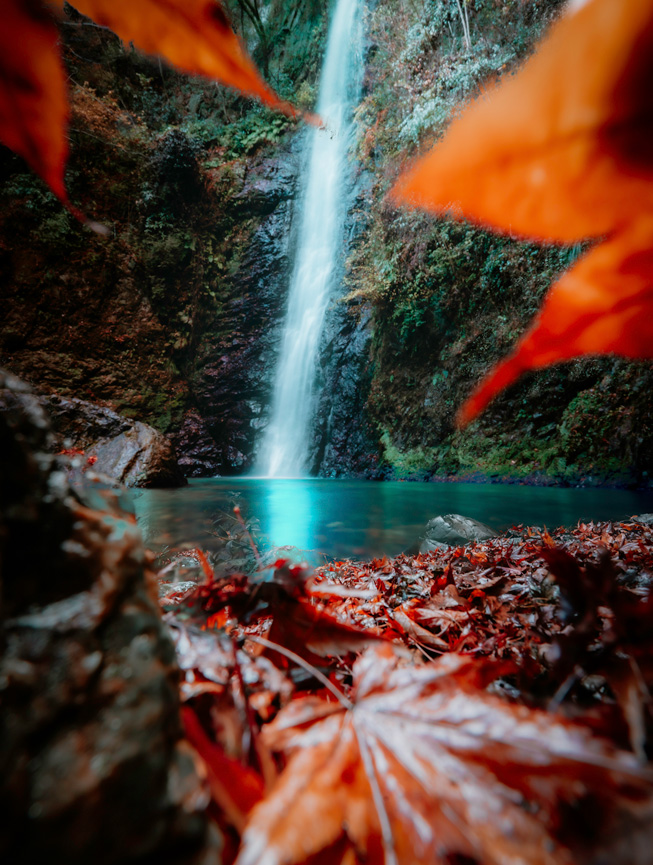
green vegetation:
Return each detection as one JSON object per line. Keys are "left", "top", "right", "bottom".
{"left": 349, "top": 0, "right": 653, "bottom": 487}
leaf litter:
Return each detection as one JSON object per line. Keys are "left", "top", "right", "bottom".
{"left": 159, "top": 515, "right": 653, "bottom": 864}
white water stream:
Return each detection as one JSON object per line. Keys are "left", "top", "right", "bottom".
{"left": 258, "top": 0, "right": 365, "bottom": 477}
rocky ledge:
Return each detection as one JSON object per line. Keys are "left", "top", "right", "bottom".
{"left": 40, "top": 390, "right": 187, "bottom": 488}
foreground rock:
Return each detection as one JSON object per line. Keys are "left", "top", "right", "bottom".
{"left": 40, "top": 393, "right": 187, "bottom": 487}
{"left": 420, "top": 513, "right": 498, "bottom": 552}
{"left": 0, "top": 370, "right": 217, "bottom": 864}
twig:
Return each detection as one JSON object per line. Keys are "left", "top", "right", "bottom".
{"left": 233, "top": 505, "right": 264, "bottom": 570}
{"left": 246, "top": 635, "right": 353, "bottom": 710}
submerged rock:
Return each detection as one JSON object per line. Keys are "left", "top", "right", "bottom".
{"left": 40, "top": 394, "right": 187, "bottom": 487}
{"left": 0, "top": 369, "right": 217, "bottom": 864}
{"left": 634, "top": 514, "right": 653, "bottom": 525}
{"left": 420, "top": 513, "right": 498, "bottom": 551}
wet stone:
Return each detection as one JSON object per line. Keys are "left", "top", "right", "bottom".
{"left": 0, "top": 369, "right": 217, "bottom": 865}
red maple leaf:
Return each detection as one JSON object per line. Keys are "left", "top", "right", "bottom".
{"left": 235, "top": 646, "right": 650, "bottom": 865}
{"left": 1, "top": 0, "right": 299, "bottom": 214}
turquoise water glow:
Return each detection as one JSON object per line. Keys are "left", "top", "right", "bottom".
{"left": 132, "top": 478, "right": 653, "bottom": 561}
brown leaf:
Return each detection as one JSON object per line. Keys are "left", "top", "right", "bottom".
{"left": 235, "top": 646, "right": 650, "bottom": 865}
{"left": 391, "top": 603, "right": 449, "bottom": 650}
{"left": 266, "top": 595, "right": 390, "bottom": 665}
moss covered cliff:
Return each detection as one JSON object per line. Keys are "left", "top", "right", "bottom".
{"left": 352, "top": 0, "right": 653, "bottom": 487}
{"left": 0, "top": 1, "right": 327, "bottom": 475}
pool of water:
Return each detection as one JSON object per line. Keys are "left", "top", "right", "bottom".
{"left": 131, "top": 478, "right": 653, "bottom": 562}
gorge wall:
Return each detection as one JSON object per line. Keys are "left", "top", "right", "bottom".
{"left": 0, "top": 3, "right": 325, "bottom": 476}
{"left": 1, "top": 0, "right": 652, "bottom": 488}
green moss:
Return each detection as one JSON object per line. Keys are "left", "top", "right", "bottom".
{"left": 354, "top": 0, "right": 653, "bottom": 488}
{"left": 380, "top": 431, "right": 438, "bottom": 478}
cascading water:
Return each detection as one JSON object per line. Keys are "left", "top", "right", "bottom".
{"left": 258, "top": 0, "right": 365, "bottom": 478}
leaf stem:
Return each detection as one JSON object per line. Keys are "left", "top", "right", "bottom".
{"left": 246, "top": 635, "right": 353, "bottom": 710}
{"left": 354, "top": 719, "right": 398, "bottom": 865}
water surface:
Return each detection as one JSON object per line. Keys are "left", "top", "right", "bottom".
{"left": 133, "top": 478, "right": 653, "bottom": 562}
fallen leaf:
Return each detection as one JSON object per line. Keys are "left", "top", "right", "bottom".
{"left": 390, "top": 602, "right": 449, "bottom": 650}
{"left": 607, "top": 656, "right": 650, "bottom": 762}
{"left": 235, "top": 646, "right": 650, "bottom": 865}
{"left": 267, "top": 595, "right": 390, "bottom": 663}
{"left": 391, "top": 0, "right": 653, "bottom": 424}
{"left": 183, "top": 706, "right": 264, "bottom": 832}
{"left": 166, "top": 616, "right": 293, "bottom": 705}
{"left": 190, "top": 561, "right": 391, "bottom": 666}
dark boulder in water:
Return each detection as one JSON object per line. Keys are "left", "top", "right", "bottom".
{"left": 420, "top": 513, "right": 498, "bottom": 551}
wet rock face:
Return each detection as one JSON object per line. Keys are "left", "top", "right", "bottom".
{"left": 41, "top": 393, "right": 132, "bottom": 446}
{"left": 171, "top": 408, "right": 221, "bottom": 478}
{"left": 0, "top": 371, "right": 217, "bottom": 864}
{"left": 313, "top": 301, "right": 382, "bottom": 478}
{"left": 189, "top": 146, "right": 301, "bottom": 474}
{"left": 311, "top": 170, "right": 382, "bottom": 478}
{"left": 232, "top": 154, "right": 297, "bottom": 217}
{"left": 39, "top": 395, "right": 187, "bottom": 488}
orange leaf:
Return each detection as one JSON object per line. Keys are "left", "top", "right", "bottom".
{"left": 266, "top": 595, "right": 390, "bottom": 665}
{"left": 457, "top": 219, "right": 653, "bottom": 424}
{"left": 55, "top": 0, "right": 297, "bottom": 116}
{"left": 391, "top": 0, "right": 653, "bottom": 242}
{"left": 235, "top": 646, "right": 649, "bottom": 865}
{"left": 183, "top": 706, "right": 264, "bottom": 832}
{"left": 391, "top": 0, "right": 653, "bottom": 423}
{"left": 0, "top": 0, "right": 68, "bottom": 201}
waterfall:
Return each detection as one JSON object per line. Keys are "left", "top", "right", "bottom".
{"left": 258, "top": 0, "right": 365, "bottom": 478}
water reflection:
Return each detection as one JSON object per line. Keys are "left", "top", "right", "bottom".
{"left": 263, "top": 480, "right": 316, "bottom": 554}
{"left": 131, "top": 478, "right": 653, "bottom": 562}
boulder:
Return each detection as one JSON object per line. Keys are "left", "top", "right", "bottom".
{"left": 0, "top": 369, "right": 217, "bottom": 864}
{"left": 86, "top": 421, "right": 186, "bottom": 487}
{"left": 633, "top": 514, "right": 653, "bottom": 525}
{"left": 420, "top": 513, "right": 499, "bottom": 552}
{"left": 38, "top": 394, "right": 187, "bottom": 487}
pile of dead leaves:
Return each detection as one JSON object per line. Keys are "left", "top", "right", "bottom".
{"left": 159, "top": 516, "right": 653, "bottom": 865}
